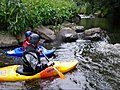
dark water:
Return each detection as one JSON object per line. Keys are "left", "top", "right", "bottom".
{"left": 0, "top": 18, "right": 120, "bottom": 90}
{"left": 79, "top": 18, "right": 120, "bottom": 44}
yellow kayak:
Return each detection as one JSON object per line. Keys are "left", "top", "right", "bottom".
{"left": 0, "top": 60, "right": 78, "bottom": 82}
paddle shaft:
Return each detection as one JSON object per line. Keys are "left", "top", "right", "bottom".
{"left": 41, "top": 51, "right": 65, "bottom": 79}
{"left": 42, "top": 52, "right": 49, "bottom": 62}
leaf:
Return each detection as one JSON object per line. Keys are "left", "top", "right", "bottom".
{"left": 16, "top": 13, "right": 18, "bottom": 23}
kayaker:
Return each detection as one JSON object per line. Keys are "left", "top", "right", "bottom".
{"left": 23, "top": 31, "right": 32, "bottom": 50}
{"left": 22, "top": 33, "right": 54, "bottom": 75}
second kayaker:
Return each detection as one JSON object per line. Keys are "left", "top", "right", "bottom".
{"left": 23, "top": 31, "right": 32, "bottom": 50}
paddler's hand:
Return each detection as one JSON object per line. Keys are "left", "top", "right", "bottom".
{"left": 38, "top": 48, "right": 42, "bottom": 53}
{"left": 47, "top": 61, "right": 54, "bottom": 66}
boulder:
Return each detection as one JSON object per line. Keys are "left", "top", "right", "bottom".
{"left": 84, "top": 27, "right": 102, "bottom": 36}
{"left": 34, "top": 26, "right": 56, "bottom": 42}
{"left": 0, "top": 31, "right": 18, "bottom": 47}
{"left": 75, "top": 26, "right": 84, "bottom": 33}
{"left": 82, "top": 27, "right": 108, "bottom": 41}
{"left": 16, "top": 31, "right": 25, "bottom": 44}
{"left": 57, "top": 27, "right": 78, "bottom": 42}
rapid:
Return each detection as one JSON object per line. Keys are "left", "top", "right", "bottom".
{"left": 0, "top": 18, "right": 120, "bottom": 90}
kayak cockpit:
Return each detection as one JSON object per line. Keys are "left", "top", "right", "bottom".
{"left": 16, "top": 65, "right": 36, "bottom": 76}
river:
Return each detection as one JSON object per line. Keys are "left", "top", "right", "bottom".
{"left": 0, "top": 18, "right": 120, "bottom": 90}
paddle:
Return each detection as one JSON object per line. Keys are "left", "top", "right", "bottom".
{"left": 41, "top": 52, "right": 65, "bottom": 79}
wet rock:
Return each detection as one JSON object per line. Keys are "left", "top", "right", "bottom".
{"left": 114, "top": 43, "right": 120, "bottom": 48}
{"left": 85, "top": 33, "right": 102, "bottom": 41}
{"left": 84, "top": 27, "right": 102, "bottom": 36}
{"left": 57, "top": 27, "right": 78, "bottom": 42}
{"left": 75, "top": 26, "right": 84, "bottom": 33}
{"left": 82, "top": 27, "right": 108, "bottom": 41}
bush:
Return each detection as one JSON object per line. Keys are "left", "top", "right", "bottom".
{"left": 7, "top": 0, "right": 29, "bottom": 35}
{"left": 23, "top": 0, "right": 79, "bottom": 26}
{"left": 0, "top": 0, "right": 79, "bottom": 36}
{"left": 0, "top": 0, "right": 6, "bottom": 29}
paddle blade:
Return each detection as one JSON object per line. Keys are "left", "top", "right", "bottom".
{"left": 53, "top": 66, "right": 65, "bottom": 79}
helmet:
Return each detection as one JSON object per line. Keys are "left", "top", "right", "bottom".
{"left": 25, "top": 31, "right": 32, "bottom": 38}
{"left": 30, "top": 33, "right": 40, "bottom": 44}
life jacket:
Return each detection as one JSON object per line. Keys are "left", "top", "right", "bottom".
{"left": 16, "top": 50, "right": 41, "bottom": 76}
{"left": 22, "top": 44, "right": 40, "bottom": 72}
{"left": 23, "top": 38, "right": 30, "bottom": 50}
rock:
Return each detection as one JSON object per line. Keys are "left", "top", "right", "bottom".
{"left": 84, "top": 33, "right": 102, "bottom": 41}
{"left": 34, "top": 26, "right": 56, "bottom": 42}
{"left": 57, "top": 27, "right": 78, "bottom": 42}
{"left": 62, "top": 23, "right": 76, "bottom": 29}
{"left": 82, "top": 27, "right": 109, "bottom": 41}
{"left": 84, "top": 27, "right": 102, "bottom": 36}
{"left": 75, "top": 26, "right": 84, "bottom": 33}
{"left": 0, "top": 31, "right": 18, "bottom": 47}
{"left": 16, "top": 31, "right": 25, "bottom": 43}
{"left": 114, "top": 43, "right": 120, "bottom": 49}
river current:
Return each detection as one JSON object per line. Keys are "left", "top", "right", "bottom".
{"left": 0, "top": 18, "right": 120, "bottom": 90}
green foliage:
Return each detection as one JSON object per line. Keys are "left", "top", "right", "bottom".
{"left": 0, "top": 0, "right": 79, "bottom": 35}
{"left": 0, "top": 0, "right": 6, "bottom": 29}
{"left": 79, "top": 2, "right": 91, "bottom": 14}
{"left": 5, "top": 0, "right": 29, "bottom": 35}
{"left": 74, "top": 0, "right": 120, "bottom": 18}
{"left": 23, "top": 0, "right": 79, "bottom": 26}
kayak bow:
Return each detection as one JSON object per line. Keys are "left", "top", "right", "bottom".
{"left": 5, "top": 45, "right": 56, "bottom": 57}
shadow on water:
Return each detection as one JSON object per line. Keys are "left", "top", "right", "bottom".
{"left": 0, "top": 18, "right": 120, "bottom": 90}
